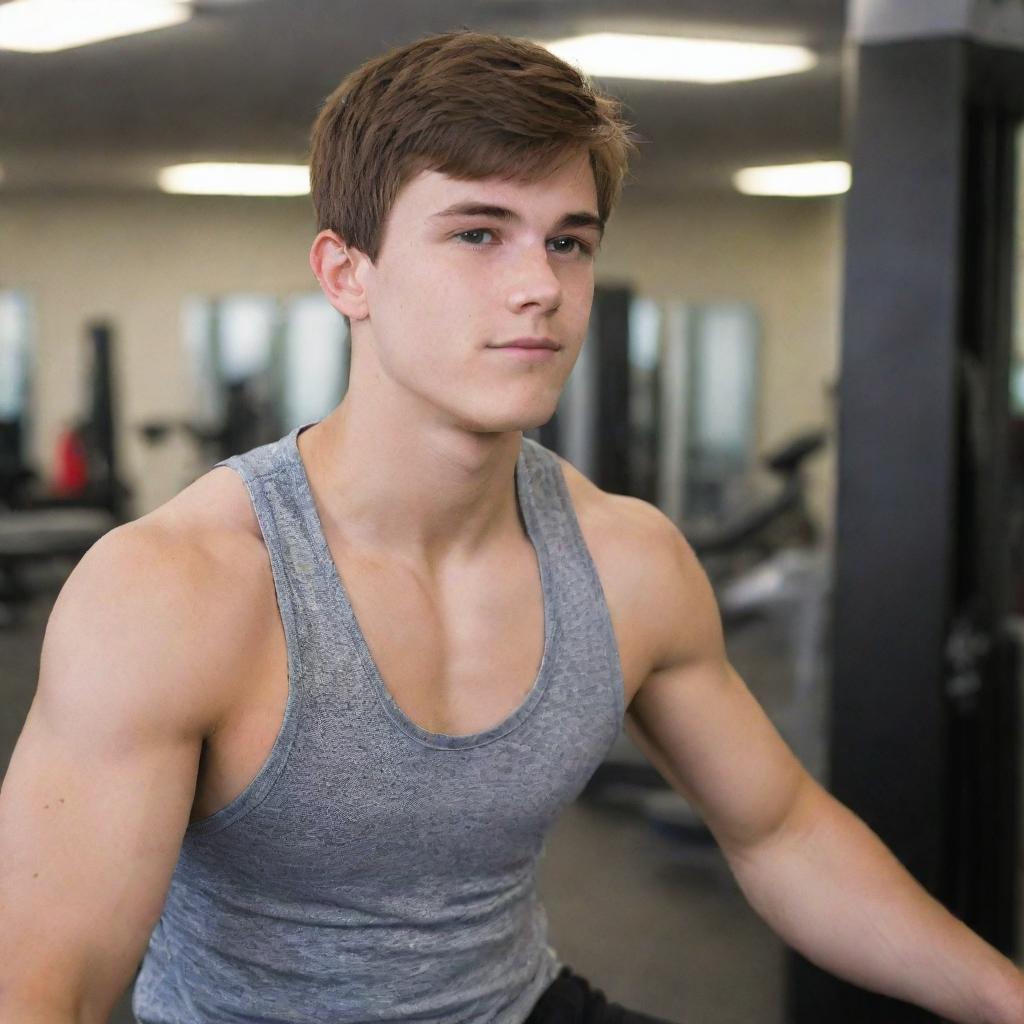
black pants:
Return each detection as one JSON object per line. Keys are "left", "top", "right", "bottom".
{"left": 525, "top": 966, "right": 677, "bottom": 1023}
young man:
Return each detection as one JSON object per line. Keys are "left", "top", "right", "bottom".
{"left": 0, "top": 29, "right": 1021, "bottom": 1024}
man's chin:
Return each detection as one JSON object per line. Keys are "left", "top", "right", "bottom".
{"left": 489, "top": 406, "right": 559, "bottom": 434}
{"left": 459, "top": 411, "right": 557, "bottom": 436}
{"left": 450, "top": 396, "right": 560, "bottom": 435}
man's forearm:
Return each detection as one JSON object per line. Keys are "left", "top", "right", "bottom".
{"left": 723, "top": 779, "right": 1024, "bottom": 1024}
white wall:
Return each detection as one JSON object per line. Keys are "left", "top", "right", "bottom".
{"left": 0, "top": 193, "right": 316, "bottom": 513}
{"left": 0, "top": 189, "right": 842, "bottom": 528}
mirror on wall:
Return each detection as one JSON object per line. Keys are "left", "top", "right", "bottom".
{"left": 180, "top": 291, "right": 350, "bottom": 465}
{"left": 547, "top": 293, "right": 761, "bottom": 530}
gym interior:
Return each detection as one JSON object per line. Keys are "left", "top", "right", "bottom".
{"left": 2, "top": 1, "right": 1022, "bottom": 1022}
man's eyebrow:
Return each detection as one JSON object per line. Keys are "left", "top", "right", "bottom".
{"left": 559, "top": 211, "right": 606, "bottom": 237}
{"left": 430, "top": 202, "right": 605, "bottom": 237}
{"left": 431, "top": 202, "right": 516, "bottom": 221}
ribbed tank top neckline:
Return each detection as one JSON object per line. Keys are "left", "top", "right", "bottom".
{"left": 287, "top": 422, "right": 559, "bottom": 751}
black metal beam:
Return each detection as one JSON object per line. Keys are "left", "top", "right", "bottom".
{"left": 592, "top": 286, "right": 632, "bottom": 496}
{"left": 789, "top": 37, "right": 968, "bottom": 1023}
{"left": 790, "top": 34, "right": 1024, "bottom": 1021}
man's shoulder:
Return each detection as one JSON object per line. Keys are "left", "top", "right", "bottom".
{"left": 49, "top": 466, "right": 279, "bottom": 733}
{"left": 124, "top": 463, "right": 278, "bottom": 640}
{"left": 552, "top": 452, "right": 686, "bottom": 565}
{"left": 142, "top": 461, "right": 264, "bottom": 554}
{"left": 552, "top": 453, "right": 721, "bottom": 672}
{"left": 85, "top": 467, "right": 267, "bottom": 606}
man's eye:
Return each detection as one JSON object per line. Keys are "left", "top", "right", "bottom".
{"left": 457, "top": 229, "right": 495, "bottom": 245}
{"left": 548, "top": 236, "right": 592, "bottom": 256}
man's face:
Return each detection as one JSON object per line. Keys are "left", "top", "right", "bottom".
{"left": 356, "top": 148, "right": 602, "bottom": 434}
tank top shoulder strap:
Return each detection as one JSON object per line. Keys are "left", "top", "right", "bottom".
{"left": 518, "top": 436, "right": 594, "bottom": 566}
{"left": 517, "top": 437, "right": 626, "bottom": 724}
{"left": 212, "top": 423, "right": 321, "bottom": 663}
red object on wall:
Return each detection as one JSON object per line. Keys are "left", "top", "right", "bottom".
{"left": 53, "top": 426, "right": 89, "bottom": 496}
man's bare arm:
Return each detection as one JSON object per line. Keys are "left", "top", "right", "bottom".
{"left": 624, "top": 505, "right": 1024, "bottom": 1024}
{"left": 0, "top": 523, "right": 238, "bottom": 1023}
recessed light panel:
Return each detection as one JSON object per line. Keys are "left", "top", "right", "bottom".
{"left": 733, "top": 161, "right": 851, "bottom": 197}
{"left": 0, "top": 1, "right": 192, "bottom": 53}
{"left": 542, "top": 33, "right": 817, "bottom": 84}
{"left": 158, "top": 163, "right": 311, "bottom": 197}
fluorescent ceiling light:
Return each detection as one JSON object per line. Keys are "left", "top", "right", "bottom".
{"left": 0, "top": 1, "right": 191, "bottom": 53}
{"left": 733, "top": 161, "right": 851, "bottom": 197}
{"left": 158, "top": 163, "right": 311, "bottom": 197}
{"left": 542, "top": 32, "right": 817, "bottom": 84}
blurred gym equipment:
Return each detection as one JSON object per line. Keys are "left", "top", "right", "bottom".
{"left": 137, "top": 376, "right": 284, "bottom": 483}
{"left": 690, "top": 430, "right": 826, "bottom": 594}
{"left": 0, "top": 322, "right": 125, "bottom": 627}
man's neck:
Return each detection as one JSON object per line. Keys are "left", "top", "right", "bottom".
{"left": 296, "top": 395, "right": 526, "bottom": 572}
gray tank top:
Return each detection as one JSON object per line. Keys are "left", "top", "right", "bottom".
{"left": 132, "top": 423, "right": 625, "bottom": 1024}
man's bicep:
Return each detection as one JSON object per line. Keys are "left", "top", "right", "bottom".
{"left": 0, "top": 700, "right": 201, "bottom": 1019}
{"left": 627, "top": 656, "right": 808, "bottom": 854}
{"left": 624, "top": 514, "right": 809, "bottom": 854}
{"left": 0, "top": 525, "right": 213, "bottom": 1021}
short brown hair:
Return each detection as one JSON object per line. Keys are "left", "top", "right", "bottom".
{"left": 309, "top": 30, "right": 636, "bottom": 262}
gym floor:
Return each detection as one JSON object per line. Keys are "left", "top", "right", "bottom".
{"left": 2, "top": 558, "right": 786, "bottom": 1023}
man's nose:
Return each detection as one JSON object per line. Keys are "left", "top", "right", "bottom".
{"left": 504, "top": 246, "right": 563, "bottom": 315}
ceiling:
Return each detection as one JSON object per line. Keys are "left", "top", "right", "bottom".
{"left": 0, "top": 0, "right": 848, "bottom": 199}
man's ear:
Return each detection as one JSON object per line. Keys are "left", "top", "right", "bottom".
{"left": 309, "top": 230, "right": 372, "bottom": 321}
